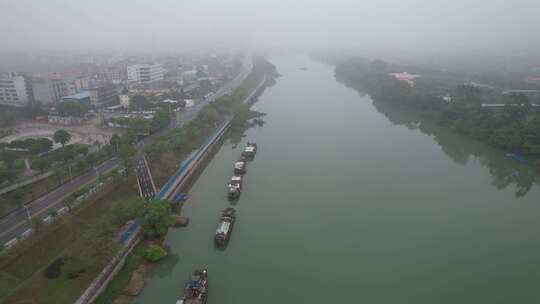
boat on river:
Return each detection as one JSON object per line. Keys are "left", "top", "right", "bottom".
{"left": 176, "top": 269, "right": 208, "bottom": 304}
{"left": 234, "top": 160, "right": 247, "bottom": 174}
{"left": 214, "top": 208, "right": 236, "bottom": 247}
{"left": 242, "top": 142, "right": 257, "bottom": 159}
{"left": 506, "top": 153, "right": 528, "bottom": 163}
{"left": 227, "top": 175, "right": 243, "bottom": 199}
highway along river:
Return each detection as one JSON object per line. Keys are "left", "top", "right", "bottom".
{"left": 135, "top": 55, "right": 540, "bottom": 304}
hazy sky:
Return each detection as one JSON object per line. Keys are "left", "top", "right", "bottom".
{"left": 1, "top": 0, "right": 539, "bottom": 54}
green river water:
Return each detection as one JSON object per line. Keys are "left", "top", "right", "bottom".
{"left": 135, "top": 55, "right": 540, "bottom": 304}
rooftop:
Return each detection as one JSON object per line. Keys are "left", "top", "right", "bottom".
{"left": 62, "top": 91, "right": 90, "bottom": 100}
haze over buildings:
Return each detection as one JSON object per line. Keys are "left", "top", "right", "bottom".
{"left": 1, "top": 0, "right": 539, "bottom": 57}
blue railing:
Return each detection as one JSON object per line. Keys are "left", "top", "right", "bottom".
{"left": 158, "top": 120, "right": 231, "bottom": 200}
{"left": 119, "top": 221, "right": 140, "bottom": 244}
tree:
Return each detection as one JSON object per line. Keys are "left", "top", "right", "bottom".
{"left": 150, "top": 110, "right": 170, "bottom": 131}
{"left": 56, "top": 101, "right": 89, "bottom": 117}
{"left": 141, "top": 244, "right": 167, "bottom": 262}
{"left": 31, "top": 216, "right": 43, "bottom": 232}
{"left": 110, "top": 134, "right": 122, "bottom": 152}
{"left": 141, "top": 199, "right": 175, "bottom": 237}
{"left": 0, "top": 168, "right": 19, "bottom": 184}
{"left": 76, "top": 146, "right": 89, "bottom": 156}
{"left": 112, "top": 197, "right": 146, "bottom": 223}
{"left": 57, "top": 147, "right": 77, "bottom": 163}
{"left": 0, "top": 150, "right": 18, "bottom": 168}
{"left": 118, "top": 143, "right": 136, "bottom": 176}
{"left": 489, "top": 126, "right": 524, "bottom": 151}
{"left": 29, "top": 138, "right": 53, "bottom": 154}
{"left": 31, "top": 157, "right": 49, "bottom": 173}
{"left": 53, "top": 130, "right": 71, "bottom": 147}
{"left": 523, "top": 115, "right": 540, "bottom": 155}
{"left": 144, "top": 140, "right": 172, "bottom": 161}
{"left": 86, "top": 153, "right": 97, "bottom": 169}
{"left": 130, "top": 94, "right": 150, "bottom": 110}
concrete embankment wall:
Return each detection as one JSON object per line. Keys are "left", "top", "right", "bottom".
{"left": 159, "top": 119, "right": 232, "bottom": 201}
{"left": 74, "top": 226, "right": 142, "bottom": 304}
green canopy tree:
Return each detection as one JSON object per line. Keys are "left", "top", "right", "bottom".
{"left": 130, "top": 94, "right": 150, "bottom": 110}
{"left": 31, "top": 157, "right": 50, "bottom": 173}
{"left": 141, "top": 199, "right": 175, "bottom": 238}
{"left": 118, "top": 143, "right": 136, "bottom": 176}
{"left": 56, "top": 101, "right": 89, "bottom": 117}
{"left": 53, "top": 130, "right": 71, "bottom": 147}
{"left": 29, "top": 138, "right": 53, "bottom": 154}
{"left": 110, "top": 134, "right": 122, "bottom": 152}
{"left": 0, "top": 149, "right": 18, "bottom": 168}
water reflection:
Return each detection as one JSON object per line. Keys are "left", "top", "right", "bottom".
{"left": 147, "top": 252, "right": 180, "bottom": 279}
{"left": 228, "top": 117, "right": 266, "bottom": 148}
{"left": 369, "top": 96, "right": 539, "bottom": 197}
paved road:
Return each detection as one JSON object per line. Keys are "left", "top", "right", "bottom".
{"left": 134, "top": 156, "right": 157, "bottom": 199}
{"left": 0, "top": 55, "right": 254, "bottom": 245}
{"left": 0, "top": 158, "right": 120, "bottom": 244}
{"left": 176, "top": 55, "right": 253, "bottom": 128}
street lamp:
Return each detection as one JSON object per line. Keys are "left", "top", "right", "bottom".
{"left": 23, "top": 204, "right": 31, "bottom": 221}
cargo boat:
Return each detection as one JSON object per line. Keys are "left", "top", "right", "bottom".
{"left": 176, "top": 269, "right": 208, "bottom": 304}
{"left": 241, "top": 142, "right": 257, "bottom": 159}
{"left": 214, "top": 208, "right": 236, "bottom": 247}
{"left": 234, "top": 160, "right": 247, "bottom": 174}
{"left": 227, "top": 175, "right": 242, "bottom": 199}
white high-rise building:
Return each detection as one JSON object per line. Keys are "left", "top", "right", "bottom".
{"left": 127, "top": 64, "right": 164, "bottom": 85}
{"left": 0, "top": 73, "right": 32, "bottom": 107}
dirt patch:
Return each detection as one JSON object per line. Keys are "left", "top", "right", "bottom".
{"left": 121, "top": 267, "right": 145, "bottom": 296}
{"left": 112, "top": 295, "right": 133, "bottom": 304}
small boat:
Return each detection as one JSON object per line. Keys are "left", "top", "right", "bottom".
{"left": 241, "top": 142, "right": 257, "bottom": 159}
{"left": 227, "top": 175, "right": 242, "bottom": 199}
{"left": 506, "top": 153, "right": 528, "bottom": 163}
{"left": 233, "top": 160, "right": 247, "bottom": 174}
{"left": 173, "top": 192, "right": 189, "bottom": 204}
{"left": 177, "top": 269, "right": 208, "bottom": 304}
{"left": 214, "top": 208, "right": 236, "bottom": 247}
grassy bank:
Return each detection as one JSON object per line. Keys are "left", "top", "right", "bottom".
{"left": 0, "top": 176, "right": 140, "bottom": 304}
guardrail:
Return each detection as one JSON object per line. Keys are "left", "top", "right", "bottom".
{"left": 74, "top": 223, "right": 142, "bottom": 304}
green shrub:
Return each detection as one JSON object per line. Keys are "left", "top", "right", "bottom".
{"left": 43, "top": 257, "right": 64, "bottom": 279}
{"left": 141, "top": 245, "right": 167, "bottom": 262}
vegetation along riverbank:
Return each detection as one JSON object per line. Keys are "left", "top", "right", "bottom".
{"left": 335, "top": 57, "right": 540, "bottom": 173}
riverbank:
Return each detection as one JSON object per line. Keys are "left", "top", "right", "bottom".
{"left": 334, "top": 57, "right": 540, "bottom": 171}
{"left": 95, "top": 58, "right": 278, "bottom": 304}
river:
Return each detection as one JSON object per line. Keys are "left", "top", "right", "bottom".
{"left": 135, "top": 55, "right": 540, "bottom": 304}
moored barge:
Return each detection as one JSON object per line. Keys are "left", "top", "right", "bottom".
{"left": 177, "top": 269, "right": 208, "bottom": 304}
{"left": 241, "top": 142, "right": 257, "bottom": 159}
{"left": 227, "top": 175, "right": 242, "bottom": 199}
{"left": 214, "top": 208, "right": 236, "bottom": 247}
{"left": 233, "top": 160, "right": 247, "bottom": 174}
